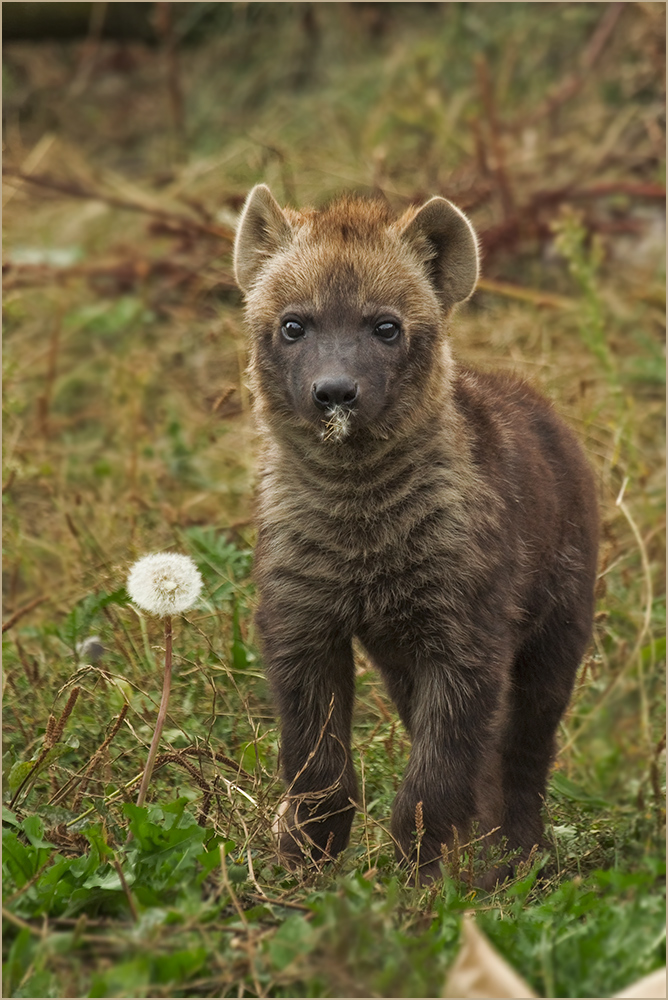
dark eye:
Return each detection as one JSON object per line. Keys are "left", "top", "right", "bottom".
{"left": 281, "top": 319, "right": 306, "bottom": 342}
{"left": 373, "top": 320, "right": 401, "bottom": 343}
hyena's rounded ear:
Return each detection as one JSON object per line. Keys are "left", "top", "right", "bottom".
{"left": 234, "top": 184, "right": 293, "bottom": 292}
{"left": 400, "top": 197, "right": 479, "bottom": 309}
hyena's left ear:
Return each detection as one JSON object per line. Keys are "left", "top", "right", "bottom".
{"left": 400, "top": 197, "right": 479, "bottom": 310}
{"left": 234, "top": 184, "right": 293, "bottom": 292}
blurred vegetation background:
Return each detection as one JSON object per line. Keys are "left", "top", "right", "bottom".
{"left": 2, "top": 3, "right": 665, "bottom": 998}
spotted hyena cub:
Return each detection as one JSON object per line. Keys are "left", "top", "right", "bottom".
{"left": 233, "top": 185, "right": 599, "bottom": 882}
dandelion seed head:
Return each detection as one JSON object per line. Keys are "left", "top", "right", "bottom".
{"left": 127, "top": 552, "right": 203, "bottom": 617}
{"left": 320, "top": 405, "right": 353, "bottom": 444}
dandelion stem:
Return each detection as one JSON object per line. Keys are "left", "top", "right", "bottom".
{"left": 136, "top": 614, "right": 173, "bottom": 808}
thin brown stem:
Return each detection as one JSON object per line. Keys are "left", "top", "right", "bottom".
{"left": 136, "top": 615, "right": 173, "bottom": 808}
{"left": 1, "top": 167, "right": 234, "bottom": 241}
{"left": 2, "top": 595, "right": 48, "bottom": 634}
{"left": 113, "top": 858, "right": 138, "bottom": 922}
{"left": 510, "top": 2, "right": 626, "bottom": 130}
{"left": 155, "top": 1, "right": 185, "bottom": 150}
{"left": 8, "top": 686, "right": 81, "bottom": 809}
{"left": 475, "top": 53, "right": 514, "bottom": 219}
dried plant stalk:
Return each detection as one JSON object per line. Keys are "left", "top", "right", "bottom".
{"left": 136, "top": 616, "right": 172, "bottom": 808}
{"left": 9, "top": 686, "right": 81, "bottom": 809}
{"left": 451, "top": 824, "right": 461, "bottom": 879}
{"left": 71, "top": 705, "right": 129, "bottom": 812}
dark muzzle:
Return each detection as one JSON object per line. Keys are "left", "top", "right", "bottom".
{"left": 312, "top": 376, "right": 359, "bottom": 411}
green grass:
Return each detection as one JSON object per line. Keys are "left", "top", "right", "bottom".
{"left": 2, "top": 3, "right": 665, "bottom": 997}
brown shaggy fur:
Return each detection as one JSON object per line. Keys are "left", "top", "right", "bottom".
{"left": 234, "top": 185, "right": 599, "bottom": 882}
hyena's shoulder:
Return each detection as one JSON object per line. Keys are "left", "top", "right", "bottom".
{"left": 453, "top": 366, "right": 597, "bottom": 528}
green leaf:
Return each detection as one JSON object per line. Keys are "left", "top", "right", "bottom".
{"left": 240, "top": 739, "right": 267, "bottom": 773}
{"left": 88, "top": 955, "right": 151, "bottom": 998}
{"left": 84, "top": 826, "right": 114, "bottom": 864}
{"left": 9, "top": 745, "right": 70, "bottom": 802}
{"left": 2, "top": 830, "right": 36, "bottom": 886}
{"left": 550, "top": 772, "right": 608, "bottom": 808}
{"left": 153, "top": 947, "right": 208, "bottom": 984}
{"left": 3, "top": 927, "right": 34, "bottom": 997}
{"left": 641, "top": 635, "right": 666, "bottom": 666}
{"left": 227, "top": 862, "right": 248, "bottom": 884}
{"left": 195, "top": 840, "right": 225, "bottom": 884}
{"left": 8, "top": 760, "right": 35, "bottom": 795}
{"left": 267, "top": 914, "right": 316, "bottom": 971}
{"left": 2, "top": 807, "right": 20, "bottom": 827}
{"left": 82, "top": 867, "right": 126, "bottom": 891}
{"left": 231, "top": 599, "right": 248, "bottom": 670}
{"left": 21, "top": 815, "right": 55, "bottom": 850}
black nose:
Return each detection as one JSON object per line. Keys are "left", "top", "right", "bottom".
{"left": 312, "top": 377, "right": 359, "bottom": 411}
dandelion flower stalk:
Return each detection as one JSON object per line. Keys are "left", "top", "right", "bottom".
{"left": 135, "top": 613, "right": 173, "bottom": 808}
{"left": 126, "top": 553, "right": 202, "bottom": 809}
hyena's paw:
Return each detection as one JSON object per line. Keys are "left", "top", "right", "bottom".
{"left": 271, "top": 799, "right": 304, "bottom": 867}
{"left": 272, "top": 796, "right": 355, "bottom": 867}
{"left": 390, "top": 788, "right": 477, "bottom": 885}
{"left": 390, "top": 789, "right": 445, "bottom": 868}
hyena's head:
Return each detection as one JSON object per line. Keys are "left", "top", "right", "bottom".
{"left": 234, "top": 185, "right": 479, "bottom": 446}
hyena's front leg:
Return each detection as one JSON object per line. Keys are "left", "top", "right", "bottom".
{"left": 389, "top": 662, "right": 506, "bottom": 883}
{"left": 258, "top": 602, "right": 358, "bottom": 865}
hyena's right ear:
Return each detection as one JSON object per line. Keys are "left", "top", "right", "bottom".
{"left": 234, "top": 184, "right": 293, "bottom": 292}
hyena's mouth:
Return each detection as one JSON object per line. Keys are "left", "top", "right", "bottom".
{"left": 320, "top": 404, "right": 353, "bottom": 443}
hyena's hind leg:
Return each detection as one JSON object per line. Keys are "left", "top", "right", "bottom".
{"left": 499, "top": 605, "right": 594, "bottom": 861}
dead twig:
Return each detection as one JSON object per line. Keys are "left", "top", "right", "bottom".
{"left": 67, "top": 705, "right": 129, "bottom": 811}
{"left": 219, "top": 844, "right": 264, "bottom": 998}
{"left": 2, "top": 906, "right": 42, "bottom": 937}
{"left": 153, "top": 751, "right": 212, "bottom": 793}
{"left": 2, "top": 256, "right": 236, "bottom": 293}
{"left": 36, "top": 319, "right": 61, "bottom": 439}
{"left": 615, "top": 478, "right": 654, "bottom": 748}
{"left": 69, "top": 2, "right": 108, "bottom": 98}
{"left": 212, "top": 386, "right": 237, "bottom": 414}
{"left": 9, "top": 687, "right": 81, "bottom": 809}
{"left": 113, "top": 858, "right": 138, "bottom": 922}
{"left": 477, "top": 179, "right": 663, "bottom": 261}
{"left": 179, "top": 744, "right": 254, "bottom": 783}
{"left": 573, "top": 181, "right": 666, "bottom": 200}
{"left": 2, "top": 470, "right": 16, "bottom": 494}
{"left": 514, "top": 3, "right": 627, "bottom": 129}
{"left": 476, "top": 277, "right": 574, "bottom": 310}
{"left": 2, "top": 595, "right": 48, "bottom": 633}
{"left": 155, "top": 2, "right": 185, "bottom": 148}
{"left": 474, "top": 54, "right": 514, "bottom": 219}
{"left": 2, "top": 133, "right": 57, "bottom": 208}
{"left": 1, "top": 167, "right": 234, "bottom": 241}
{"left": 247, "top": 893, "right": 312, "bottom": 913}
